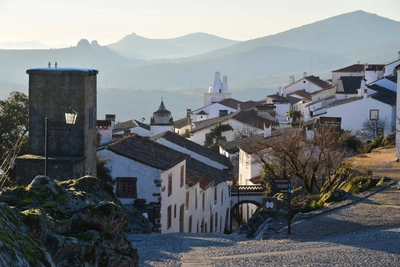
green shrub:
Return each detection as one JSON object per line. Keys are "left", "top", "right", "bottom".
{"left": 344, "top": 176, "right": 380, "bottom": 194}
{"left": 370, "top": 135, "right": 384, "bottom": 150}
{"left": 344, "top": 135, "right": 361, "bottom": 151}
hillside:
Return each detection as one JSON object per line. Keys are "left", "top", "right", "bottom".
{"left": 107, "top": 32, "right": 240, "bottom": 60}
{"left": 0, "top": 10, "right": 399, "bottom": 121}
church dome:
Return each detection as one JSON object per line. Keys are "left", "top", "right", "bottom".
{"left": 152, "top": 100, "right": 172, "bottom": 125}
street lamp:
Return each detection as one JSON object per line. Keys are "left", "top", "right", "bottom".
{"left": 44, "top": 107, "right": 78, "bottom": 176}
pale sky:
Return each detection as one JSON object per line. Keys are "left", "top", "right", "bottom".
{"left": 1, "top": 0, "right": 400, "bottom": 47}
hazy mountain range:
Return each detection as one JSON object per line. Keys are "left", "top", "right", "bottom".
{"left": 0, "top": 10, "right": 399, "bottom": 121}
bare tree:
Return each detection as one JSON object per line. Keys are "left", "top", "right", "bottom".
{"left": 359, "top": 117, "right": 387, "bottom": 140}
{"left": 233, "top": 125, "right": 259, "bottom": 140}
{"left": 254, "top": 126, "right": 350, "bottom": 193}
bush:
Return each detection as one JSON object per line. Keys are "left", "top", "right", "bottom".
{"left": 370, "top": 135, "right": 384, "bottom": 150}
{"left": 344, "top": 176, "right": 380, "bottom": 194}
{"left": 344, "top": 135, "right": 361, "bottom": 151}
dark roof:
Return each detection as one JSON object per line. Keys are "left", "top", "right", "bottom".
{"left": 332, "top": 64, "right": 384, "bottom": 73}
{"left": 288, "top": 90, "right": 312, "bottom": 101}
{"left": 173, "top": 117, "right": 190, "bottom": 129}
{"left": 386, "top": 74, "right": 397, "bottom": 84}
{"left": 337, "top": 76, "right": 363, "bottom": 94}
{"left": 105, "top": 134, "right": 188, "bottom": 170}
{"left": 237, "top": 128, "right": 300, "bottom": 154}
{"left": 197, "top": 110, "right": 209, "bottom": 115}
{"left": 190, "top": 112, "right": 237, "bottom": 133}
{"left": 218, "top": 134, "right": 264, "bottom": 154}
{"left": 97, "top": 120, "right": 111, "bottom": 127}
{"left": 150, "top": 131, "right": 232, "bottom": 168}
{"left": 232, "top": 109, "right": 278, "bottom": 129}
{"left": 304, "top": 76, "right": 332, "bottom": 89}
{"left": 113, "top": 119, "right": 150, "bottom": 133}
{"left": 317, "top": 96, "right": 362, "bottom": 110}
{"left": 220, "top": 128, "right": 298, "bottom": 155}
{"left": 218, "top": 98, "right": 259, "bottom": 110}
{"left": 369, "top": 84, "right": 397, "bottom": 106}
{"left": 186, "top": 157, "right": 231, "bottom": 188}
{"left": 191, "top": 109, "right": 278, "bottom": 133}
{"left": 153, "top": 101, "right": 171, "bottom": 116}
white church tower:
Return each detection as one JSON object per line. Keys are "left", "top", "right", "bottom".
{"left": 204, "top": 71, "right": 232, "bottom": 106}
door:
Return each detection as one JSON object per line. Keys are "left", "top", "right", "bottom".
{"left": 179, "top": 204, "right": 184, "bottom": 232}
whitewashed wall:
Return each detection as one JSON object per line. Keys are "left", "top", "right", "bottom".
{"left": 285, "top": 79, "right": 324, "bottom": 95}
{"left": 160, "top": 162, "right": 187, "bottom": 233}
{"left": 98, "top": 149, "right": 163, "bottom": 205}
{"left": 320, "top": 95, "right": 394, "bottom": 136}
{"left": 191, "top": 103, "right": 237, "bottom": 122}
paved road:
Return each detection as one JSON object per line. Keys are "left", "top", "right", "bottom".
{"left": 128, "top": 180, "right": 400, "bottom": 266}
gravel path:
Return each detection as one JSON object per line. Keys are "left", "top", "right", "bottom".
{"left": 127, "top": 181, "right": 400, "bottom": 266}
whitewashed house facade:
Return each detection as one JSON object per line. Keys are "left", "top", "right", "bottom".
{"left": 98, "top": 134, "right": 232, "bottom": 234}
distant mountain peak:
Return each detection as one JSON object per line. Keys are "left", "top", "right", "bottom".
{"left": 77, "top": 39, "right": 90, "bottom": 48}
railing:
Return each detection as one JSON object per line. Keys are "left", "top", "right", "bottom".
{"left": 231, "top": 185, "right": 265, "bottom": 196}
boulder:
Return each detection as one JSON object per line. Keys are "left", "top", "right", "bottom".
{"left": 0, "top": 175, "right": 139, "bottom": 267}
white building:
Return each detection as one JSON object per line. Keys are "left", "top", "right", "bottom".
{"left": 98, "top": 134, "right": 231, "bottom": 234}
{"left": 204, "top": 71, "right": 232, "bottom": 106}
{"left": 189, "top": 108, "right": 277, "bottom": 146}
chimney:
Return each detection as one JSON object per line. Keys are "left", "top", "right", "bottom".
{"left": 186, "top": 109, "right": 191, "bottom": 117}
{"left": 105, "top": 114, "right": 116, "bottom": 130}
{"left": 289, "top": 75, "right": 295, "bottom": 84}
{"left": 237, "top": 103, "right": 241, "bottom": 111}
{"left": 264, "top": 123, "right": 272, "bottom": 138}
{"left": 364, "top": 63, "right": 368, "bottom": 71}
{"left": 283, "top": 88, "right": 287, "bottom": 98}
{"left": 303, "top": 71, "right": 307, "bottom": 78}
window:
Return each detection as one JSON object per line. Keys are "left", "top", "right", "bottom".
{"left": 186, "top": 192, "right": 189, "bottom": 210}
{"left": 370, "top": 109, "right": 379, "bottom": 120}
{"left": 180, "top": 165, "right": 184, "bottom": 187}
{"left": 167, "top": 205, "right": 171, "bottom": 229}
{"left": 221, "top": 190, "right": 224, "bottom": 206}
{"left": 174, "top": 204, "right": 177, "bottom": 218}
{"left": 188, "top": 216, "right": 192, "bottom": 233}
{"left": 214, "top": 187, "right": 217, "bottom": 204}
{"left": 246, "top": 154, "right": 250, "bottom": 169}
{"left": 115, "top": 177, "right": 137, "bottom": 198}
{"left": 195, "top": 189, "right": 198, "bottom": 209}
{"left": 215, "top": 212, "right": 218, "bottom": 232}
{"left": 202, "top": 193, "right": 205, "bottom": 211}
{"left": 168, "top": 173, "right": 172, "bottom": 196}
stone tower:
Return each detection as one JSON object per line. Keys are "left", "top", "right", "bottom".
{"left": 16, "top": 67, "right": 98, "bottom": 184}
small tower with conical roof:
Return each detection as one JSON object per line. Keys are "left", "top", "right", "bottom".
{"left": 204, "top": 71, "right": 232, "bottom": 106}
{"left": 150, "top": 99, "right": 173, "bottom": 136}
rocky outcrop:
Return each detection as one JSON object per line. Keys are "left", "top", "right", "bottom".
{"left": 0, "top": 175, "right": 139, "bottom": 267}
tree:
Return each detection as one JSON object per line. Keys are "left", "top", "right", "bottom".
{"left": 286, "top": 108, "right": 303, "bottom": 126}
{"left": 255, "top": 126, "right": 351, "bottom": 193}
{"left": 209, "top": 122, "right": 233, "bottom": 140}
{"left": 0, "top": 91, "right": 29, "bottom": 185}
{"left": 233, "top": 125, "right": 259, "bottom": 140}
{"left": 359, "top": 118, "right": 387, "bottom": 141}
